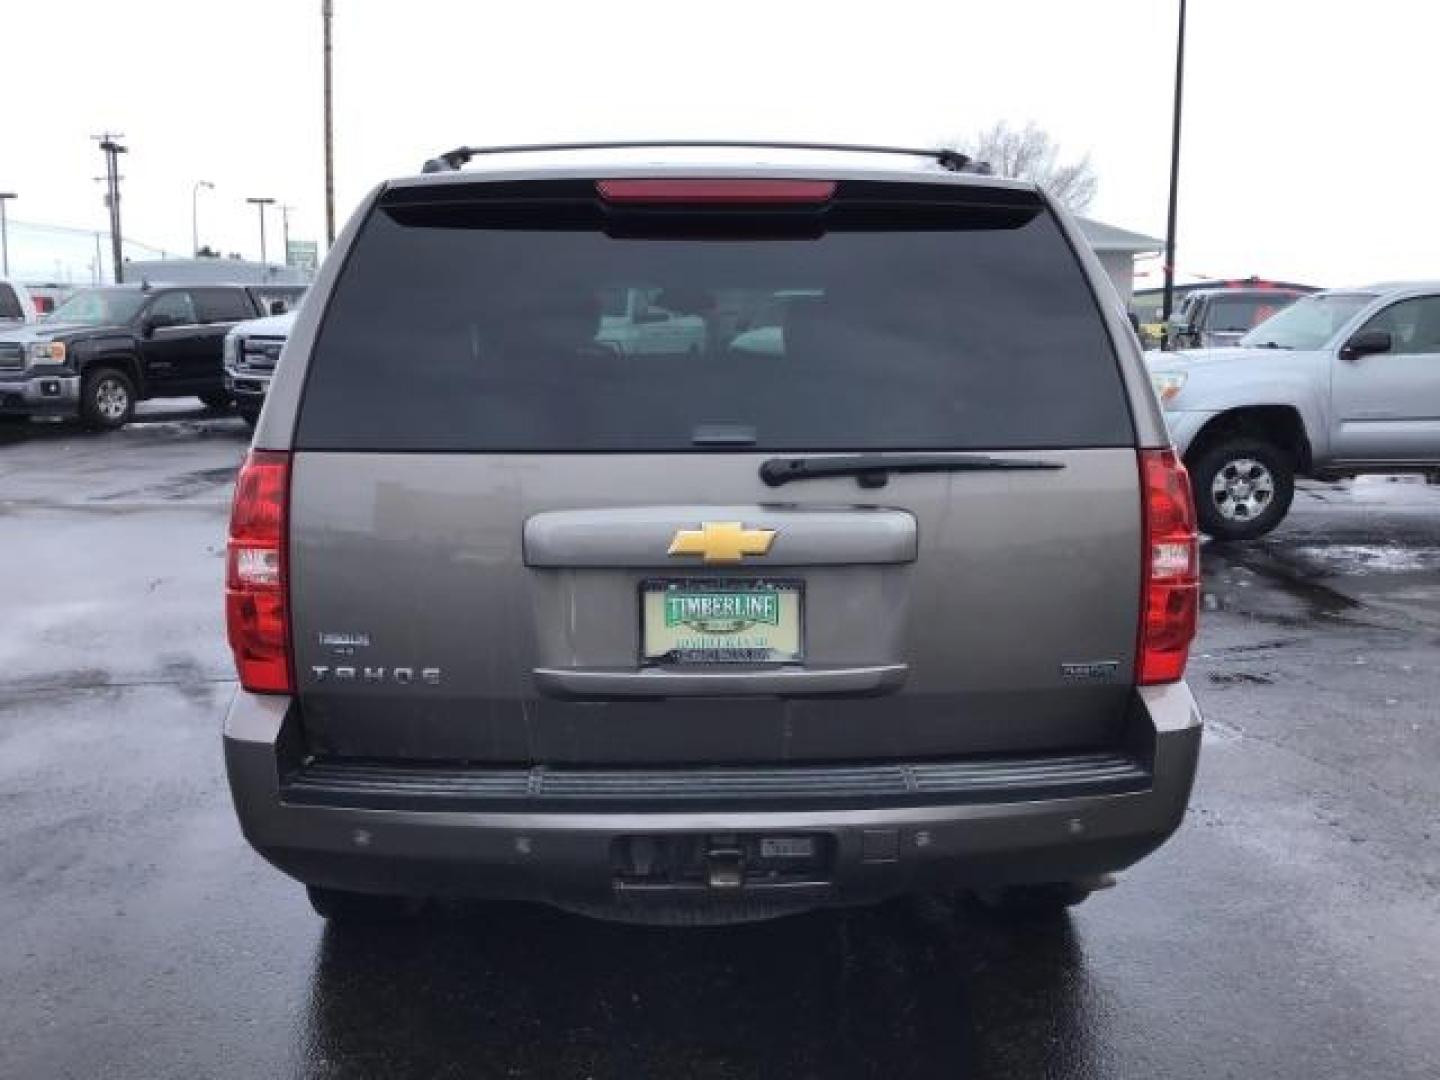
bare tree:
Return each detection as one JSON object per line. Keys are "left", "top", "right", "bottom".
{"left": 962, "top": 122, "right": 1098, "bottom": 213}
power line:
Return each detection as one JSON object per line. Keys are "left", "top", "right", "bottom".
{"left": 7, "top": 217, "right": 168, "bottom": 255}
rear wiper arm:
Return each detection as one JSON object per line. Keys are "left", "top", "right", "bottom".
{"left": 759, "top": 452, "right": 1065, "bottom": 488}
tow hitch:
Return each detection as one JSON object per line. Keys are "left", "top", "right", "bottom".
{"left": 613, "top": 833, "right": 831, "bottom": 891}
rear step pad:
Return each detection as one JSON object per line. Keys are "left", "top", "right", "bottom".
{"left": 282, "top": 752, "right": 1150, "bottom": 812}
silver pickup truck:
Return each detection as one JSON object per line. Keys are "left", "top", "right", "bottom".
{"left": 1147, "top": 282, "right": 1440, "bottom": 540}
{"left": 224, "top": 309, "right": 298, "bottom": 427}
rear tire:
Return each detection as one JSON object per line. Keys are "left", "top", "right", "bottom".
{"left": 80, "top": 367, "right": 136, "bottom": 430}
{"left": 306, "top": 884, "right": 417, "bottom": 923}
{"left": 1189, "top": 436, "right": 1294, "bottom": 541}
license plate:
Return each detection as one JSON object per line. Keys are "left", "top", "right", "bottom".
{"left": 641, "top": 579, "right": 802, "bottom": 664}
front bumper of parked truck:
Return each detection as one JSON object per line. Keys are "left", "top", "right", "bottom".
{"left": 224, "top": 683, "right": 1202, "bottom": 919}
{"left": 0, "top": 373, "right": 80, "bottom": 417}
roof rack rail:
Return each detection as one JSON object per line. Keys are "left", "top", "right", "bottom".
{"left": 419, "top": 141, "right": 988, "bottom": 176}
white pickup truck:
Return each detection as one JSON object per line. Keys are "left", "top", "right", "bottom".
{"left": 597, "top": 287, "right": 707, "bottom": 356}
{"left": 0, "top": 279, "right": 39, "bottom": 329}
{"left": 1148, "top": 282, "right": 1440, "bottom": 540}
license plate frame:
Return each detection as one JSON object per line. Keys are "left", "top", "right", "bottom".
{"left": 640, "top": 578, "right": 804, "bottom": 666}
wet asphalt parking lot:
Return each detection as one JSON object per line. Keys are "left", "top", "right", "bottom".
{"left": 2, "top": 404, "right": 1438, "bottom": 1079}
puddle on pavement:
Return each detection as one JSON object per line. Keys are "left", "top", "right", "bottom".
{"left": 89, "top": 466, "right": 239, "bottom": 502}
{"left": 1203, "top": 542, "right": 1363, "bottom": 627}
{"left": 1206, "top": 670, "right": 1275, "bottom": 686}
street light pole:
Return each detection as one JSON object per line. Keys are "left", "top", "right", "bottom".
{"left": 1161, "top": 0, "right": 1188, "bottom": 323}
{"left": 247, "top": 196, "right": 276, "bottom": 274}
{"left": 0, "top": 193, "right": 15, "bottom": 277}
{"left": 279, "top": 204, "right": 294, "bottom": 266}
{"left": 322, "top": 0, "right": 336, "bottom": 247}
{"left": 192, "top": 181, "right": 214, "bottom": 256}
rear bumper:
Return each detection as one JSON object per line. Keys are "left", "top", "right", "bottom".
{"left": 224, "top": 684, "right": 1202, "bottom": 914}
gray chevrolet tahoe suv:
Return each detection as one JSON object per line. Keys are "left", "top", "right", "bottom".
{"left": 223, "top": 142, "right": 1203, "bottom": 924}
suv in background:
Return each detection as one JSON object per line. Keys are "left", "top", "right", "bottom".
{"left": 1149, "top": 283, "right": 1440, "bottom": 539}
{"left": 0, "top": 282, "right": 282, "bottom": 429}
{"left": 223, "top": 143, "right": 1203, "bottom": 926}
{"left": 1167, "top": 287, "right": 1304, "bottom": 350}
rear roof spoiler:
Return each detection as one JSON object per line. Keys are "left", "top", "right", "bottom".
{"left": 420, "top": 141, "right": 991, "bottom": 176}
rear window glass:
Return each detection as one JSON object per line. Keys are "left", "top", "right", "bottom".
{"left": 297, "top": 188, "right": 1131, "bottom": 452}
{"left": 194, "top": 288, "right": 255, "bottom": 323}
{"left": 252, "top": 286, "right": 306, "bottom": 315}
{"left": 1206, "top": 294, "right": 1298, "bottom": 332}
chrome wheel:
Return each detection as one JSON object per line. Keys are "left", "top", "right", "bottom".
{"left": 1211, "top": 457, "right": 1275, "bottom": 521}
{"left": 94, "top": 377, "right": 129, "bottom": 421}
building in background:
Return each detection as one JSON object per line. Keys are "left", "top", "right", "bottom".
{"left": 1076, "top": 218, "right": 1165, "bottom": 303}
{"left": 120, "top": 258, "right": 310, "bottom": 286}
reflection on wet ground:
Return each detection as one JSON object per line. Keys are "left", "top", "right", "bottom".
{"left": 298, "top": 897, "right": 1091, "bottom": 1078}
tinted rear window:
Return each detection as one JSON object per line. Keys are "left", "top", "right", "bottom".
{"left": 297, "top": 184, "right": 1131, "bottom": 451}
{"left": 1206, "top": 293, "right": 1298, "bottom": 332}
{"left": 194, "top": 288, "right": 255, "bottom": 323}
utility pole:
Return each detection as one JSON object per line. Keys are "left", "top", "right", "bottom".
{"left": 94, "top": 134, "right": 128, "bottom": 284}
{"left": 247, "top": 197, "right": 276, "bottom": 273}
{"left": 279, "top": 204, "right": 294, "bottom": 266}
{"left": 192, "top": 180, "right": 214, "bottom": 256}
{"left": 1161, "top": 0, "right": 1187, "bottom": 323}
{"left": 0, "top": 192, "right": 15, "bottom": 277}
{"left": 322, "top": 0, "right": 336, "bottom": 247}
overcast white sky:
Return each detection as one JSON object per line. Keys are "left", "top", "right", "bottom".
{"left": 5, "top": 0, "right": 1436, "bottom": 288}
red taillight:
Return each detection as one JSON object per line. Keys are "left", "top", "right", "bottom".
{"left": 596, "top": 179, "right": 837, "bottom": 205}
{"left": 1138, "top": 448, "right": 1199, "bottom": 685}
{"left": 226, "top": 450, "right": 292, "bottom": 693}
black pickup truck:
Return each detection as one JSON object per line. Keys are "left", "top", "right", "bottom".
{"left": 0, "top": 282, "right": 304, "bottom": 430}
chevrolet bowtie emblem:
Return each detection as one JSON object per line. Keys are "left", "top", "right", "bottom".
{"left": 667, "top": 521, "right": 777, "bottom": 564}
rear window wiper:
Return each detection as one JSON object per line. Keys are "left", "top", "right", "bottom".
{"left": 759, "top": 452, "right": 1065, "bottom": 488}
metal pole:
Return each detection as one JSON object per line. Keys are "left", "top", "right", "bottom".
{"left": 247, "top": 197, "right": 275, "bottom": 274}
{"left": 109, "top": 148, "right": 123, "bottom": 284}
{"left": 322, "top": 0, "right": 336, "bottom": 247}
{"left": 0, "top": 194, "right": 14, "bottom": 277}
{"left": 280, "top": 204, "right": 293, "bottom": 265}
{"left": 1161, "top": 0, "right": 1187, "bottom": 323}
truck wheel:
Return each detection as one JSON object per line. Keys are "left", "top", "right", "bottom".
{"left": 1189, "top": 437, "right": 1294, "bottom": 541}
{"left": 80, "top": 367, "right": 136, "bottom": 430}
{"left": 199, "top": 391, "right": 233, "bottom": 411}
{"left": 306, "top": 884, "right": 418, "bottom": 923}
